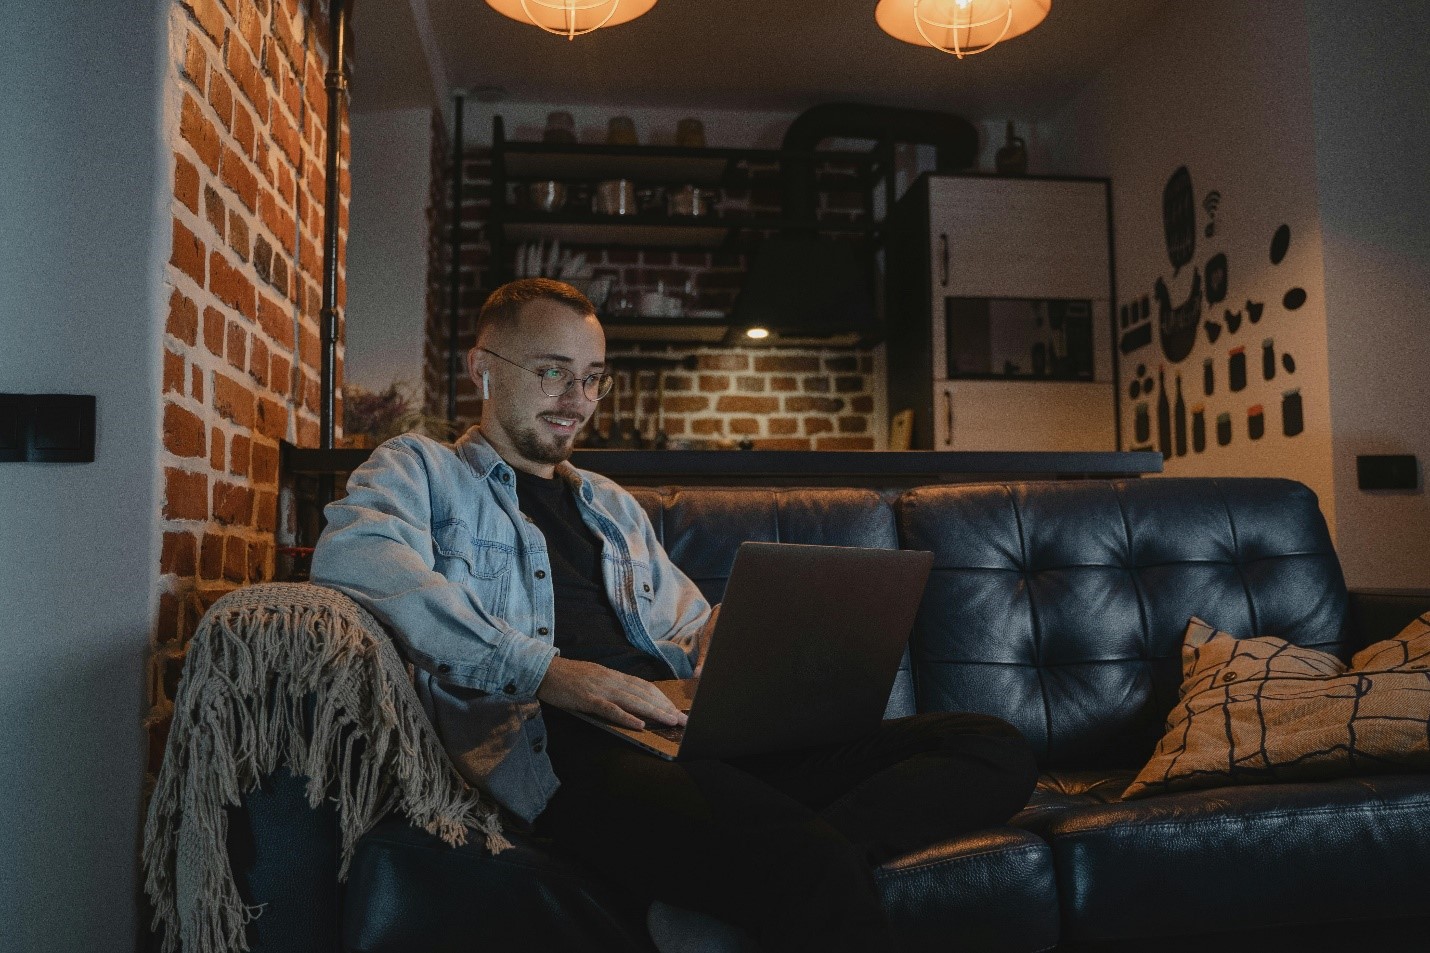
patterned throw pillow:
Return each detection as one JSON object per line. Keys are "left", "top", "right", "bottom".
{"left": 1123, "top": 614, "right": 1430, "bottom": 800}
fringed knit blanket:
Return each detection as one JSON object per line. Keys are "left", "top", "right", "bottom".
{"left": 141, "top": 583, "right": 509, "bottom": 953}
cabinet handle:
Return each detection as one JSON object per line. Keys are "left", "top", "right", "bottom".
{"left": 939, "top": 234, "right": 949, "bottom": 287}
{"left": 943, "top": 388, "right": 954, "bottom": 446}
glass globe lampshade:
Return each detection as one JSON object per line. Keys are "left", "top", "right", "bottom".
{"left": 485, "top": 0, "right": 658, "bottom": 40}
{"left": 875, "top": 0, "right": 1051, "bottom": 58}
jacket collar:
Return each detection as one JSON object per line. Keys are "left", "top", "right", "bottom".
{"left": 454, "top": 427, "right": 593, "bottom": 502}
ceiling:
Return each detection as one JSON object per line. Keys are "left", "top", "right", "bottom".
{"left": 352, "top": 0, "right": 1173, "bottom": 122}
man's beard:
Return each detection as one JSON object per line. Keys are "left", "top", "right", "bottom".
{"left": 504, "top": 410, "right": 582, "bottom": 466}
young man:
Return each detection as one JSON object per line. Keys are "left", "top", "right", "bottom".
{"left": 313, "top": 278, "right": 1037, "bottom": 952}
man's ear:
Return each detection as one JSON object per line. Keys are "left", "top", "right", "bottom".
{"left": 465, "top": 348, "right": 490, "bottom": 401}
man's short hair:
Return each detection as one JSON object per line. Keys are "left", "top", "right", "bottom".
{"left": 474, "top": 278, "right": 595, "bottom": 348}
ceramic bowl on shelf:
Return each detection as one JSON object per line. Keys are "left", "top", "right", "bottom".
{"left": 594, "top": 179, "right": 638, "bottom": 216}
{"left": 527, "top": 180, "right": 567, "bottom": 212}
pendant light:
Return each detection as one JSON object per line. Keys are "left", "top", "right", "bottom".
{"left": 485, "top": 0, "right": 658, "bottom": 40}
{"left": 875, "top": 0, "right": 1050, "bottom": 58}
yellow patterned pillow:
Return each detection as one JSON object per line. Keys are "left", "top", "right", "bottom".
{"left": 1123, "top": 614, "right": 1430, "bottom": 800}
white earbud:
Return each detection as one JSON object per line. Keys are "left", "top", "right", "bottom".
{"left": 481, "top": 371, "right": 490, "bottom": 401}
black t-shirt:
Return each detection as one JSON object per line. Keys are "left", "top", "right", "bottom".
{"left": 514, "top": 470, "right": 669, "bottom": 681}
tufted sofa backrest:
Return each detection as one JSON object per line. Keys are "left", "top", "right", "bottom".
{"left": 896, "top": 478, "right": 1348, "bottom": 769}
{"left": 627, "top": 486, "right": 915, "bottom": 717}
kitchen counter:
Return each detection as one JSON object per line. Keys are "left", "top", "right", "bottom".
{"left": 284, "top": 445, "right": 1161, "bottom": 488}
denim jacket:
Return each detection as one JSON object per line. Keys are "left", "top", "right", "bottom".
{"left": 311, "top": 429, "right": 712, "bottom": 823}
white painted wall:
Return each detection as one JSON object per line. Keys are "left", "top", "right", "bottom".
{"left": 1046, "top": 0, "right": 1337, "bottom": 531}
{"left": 1304, "top": 0, "right": 1430, "bottom": 588}
{"left": 346, "top": 106, "right": 434, "bottom": 394}
{"left": 0, "top": 2, "right": 166, "bottom": 950}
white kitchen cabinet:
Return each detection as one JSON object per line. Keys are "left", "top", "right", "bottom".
{"left": 886, "top": 174, "right": 1119, "bottom": 451}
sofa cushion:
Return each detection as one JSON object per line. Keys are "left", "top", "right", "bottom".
{"left": 343, "top": 815, "right": 655, "bottom": 952}
{"left": 1124, "top": 616, "right": 1430, "bottom": 798}
{"left": 1013, "top": 772, "right": 1430, "bottom": 945}
{"left": 629, "top": 486, "right": 915, "bottom": 718}
{"left": 876, "top": 827, "right": 1059, "bottom": 953}
{"left": 895, "top": 478, "right": 1349, "bottom": 768}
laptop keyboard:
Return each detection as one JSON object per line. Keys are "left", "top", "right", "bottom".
{"left": 645, "top": 722, "right": 686, "bottom": 743}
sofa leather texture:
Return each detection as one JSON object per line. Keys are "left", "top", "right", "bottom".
{"left": 228, "top": 479, "right": 1430, "bottom": 953}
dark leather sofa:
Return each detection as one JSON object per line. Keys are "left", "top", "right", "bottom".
{"left": 226, "top": 478, "right": 1430, "bottom": 952}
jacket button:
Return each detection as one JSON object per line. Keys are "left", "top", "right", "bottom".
{"left": 532, "top": 740, "right": 546, "bottom": 754}
{"left": 642, "top": 583, "right": 651, "bottom": 593}
{"left": 534, "top": 569, "right": 546, "bottom": 579}
{"left": 503, "top": 681, "right": 518, "bottom": 694}
{"left": 538, "top": 626, "right": 549, "bottom": 635}
{"left": 437, "top": 663, "right": 452, "bottom": 673}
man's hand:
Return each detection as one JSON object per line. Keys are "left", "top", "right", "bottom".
{"left": 693, "top": 604, "right": 721, "bottom": 678}
{"left": 536, "top": 656, "right": 686, "bottom": 730}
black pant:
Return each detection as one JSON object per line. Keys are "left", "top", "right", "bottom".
{"left": 534, "top": 707, "right": 1039, "bottom": 953}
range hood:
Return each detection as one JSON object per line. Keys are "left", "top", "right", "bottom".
{"left": 725, "top": 237, "right": 880, "bottom": 347}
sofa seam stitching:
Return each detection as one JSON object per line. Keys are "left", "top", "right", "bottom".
{"left": 1049, "top": 797, "right": 1430, "bottom": 841}
{"left": 873, "top": 842, "right": 1047, "bottom": 879}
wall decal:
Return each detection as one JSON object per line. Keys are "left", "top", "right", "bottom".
{"left": 1270, "top": 224, "right": 1291, "bottom": 265}
{"left": 1164, "top": 166, "right": 1197, "bottom": 274}
{"left": 1156, "top": 366, "right": 1172, "bottom": 458}
{"left": 1206, "top": 253, "right": 1229, "bottom": 305}
{"left": 1216, "top": 412, "right": 1233, "bottom": 447}
{"left": 1121, "top": 171, "right": 1318, "bottom": 461}
{"left": 1203, "top": 191, "right": 1222, "bottom": 238}
{"left": 1156, "top": 269, "right": 1203, "bottom": 363}
{"left": 1282, "top": 389, "right": 1304, "bottom": 437}
{"left": 1174, "top": 373, "right": 1188, "bottom": 457}
{"left": 1229, "top": 346, "right": 1247, "bottom": 391}
{"left": 1248, "top": 405, "right": 1265, "bottom": 441}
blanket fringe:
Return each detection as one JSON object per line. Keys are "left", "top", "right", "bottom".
{"left": 141, "top": 583, "right": 505, "bottom": 953}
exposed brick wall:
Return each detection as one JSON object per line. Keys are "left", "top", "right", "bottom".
{"left": 148, "top": 0, "right": 349, "bottom": 769}
{"left": 421, "top": 136, "right": 880, "bottom": 446}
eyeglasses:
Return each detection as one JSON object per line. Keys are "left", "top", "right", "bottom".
{"left": 480, "top": 348, "right": 615, "bottom": 401}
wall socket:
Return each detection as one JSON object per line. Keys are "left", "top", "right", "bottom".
{"left": 0, "top": 394, "right": 96, "bottom": 463}
{"left": 1355, "top": 454, "right": 1419, "bottom": 491}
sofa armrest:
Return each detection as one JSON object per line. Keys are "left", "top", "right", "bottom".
{"left": 1347, "top": 588, "right": 1430, "bottom": 649}
{"left": 226, "top": 767, "right": 344, "bottom": 953}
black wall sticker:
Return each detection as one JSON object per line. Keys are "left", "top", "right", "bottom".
{"left": 1192, "top": 406, "right": 1207, "bottom": 452}
{"left": 1206, "top": 253, "right": 1229, "bottom": 305}
{"left": 1203, "top": 357, "right": 1215, "bottom": 396}
{"left": 1247, "top": 299, "right": 1265, "bottom": 323}
{"left": 1216, "top": 412, "right": 1233, "bottom": 446}
{"left": 1284, "top": 288, "right": 1307, "bottom": 310}
{"left": 1262, "top": 339, "right": 1276, "bottom": 381}
{"left": 1282, "top": 389, "right": 1304, "bottom": 437}
{"left": 1270, "top": 224, "right": 1291, "bottom": 265}
{"left": 1204, "top": 318, "right": 1222, "bottom": 343}
{"left": 1135, "top": 402, "right": 1151, "bottom": 444}
{"left": 1156, "top": 269, "right": 1203, "bottom": 363}
{"left": 1225, "top": 308, "right": 1243, "bottom": 334}
{"left": 1156, "top": 366, "right": 1172, "bottom": 458}
{"left": 1229, "top": 346, "right": 1247, "bottom": 391}
{"left": 1203, "top": 191, "right": 1222, "bottom": 238}
{"left": 1164, "top": 166, "right": 1197, "bottom": 274}
{"left": 1174, "top": 374, "right": 1188, "bottom": 457}
{"left": 1282, "top": 352, "right": 1297, "bottom": 374}
{"left": 1248, "top": 406, "right": 1265, "bottom": 440}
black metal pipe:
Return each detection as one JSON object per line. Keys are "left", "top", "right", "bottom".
{"left": 319, "top": 0, "right": 350, "bottom": 452}
{"left": 447, "top": 93, "right": 465, "bottom": 421}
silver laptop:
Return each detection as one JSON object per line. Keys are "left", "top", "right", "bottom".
{"left": 572, "top": 541, "right": 934, "bottom": 761}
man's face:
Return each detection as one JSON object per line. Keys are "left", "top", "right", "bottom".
{"left": 472, "top": 298, "right": 606, "bottom": 476}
